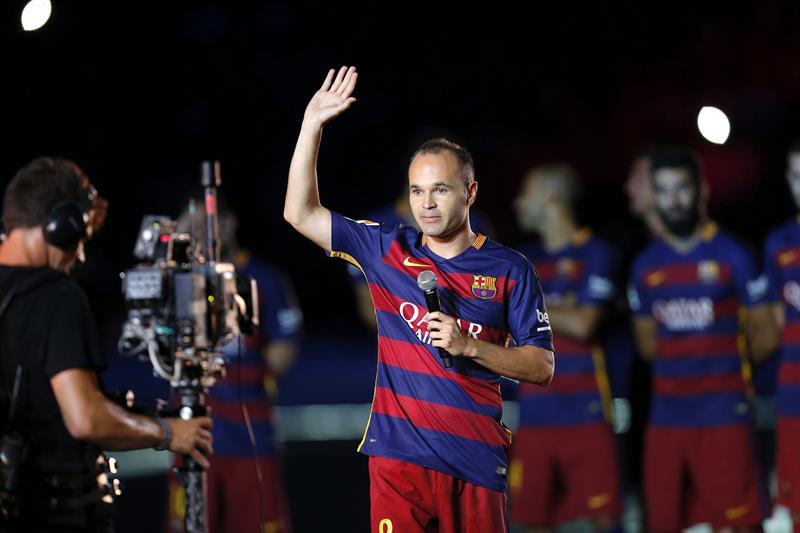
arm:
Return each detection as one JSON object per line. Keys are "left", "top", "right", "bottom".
{"left": 426, "top": 312, "right": 554, "bottom": 385}
{"left": 51, "top": 368, "right": 213, "bottom": 468}
{"left": 632, "top": 315, "right": 657, "bottom": 361}
{"left": 284, "top": 66, "right": 358, "bottom": 250}
{"left": 546, "top": 302, "right": 602, "bottom": 342}
{"left": 263, "top": 340, "right": 298, "bottom": 377}
{"left": 744, "top": 303, "right": 781, "bottom": 364}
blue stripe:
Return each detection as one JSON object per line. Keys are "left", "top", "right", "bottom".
{"left": 653, "top": 355, "right": 743, "bottom": 377}
{"left": 781, "top": 350, "right": 800, "bottom": 363}
{"left": 377, "top": 363, "right": 501, "bottom": 420}
{"left": 209, "top": 384, "right": 269, "bottom": 403}
{"left": 552, "top": 356, "right": 595, "bottom": 374}
{"left": 359, "top": 412, "right": 508, "bottom": 493}
{"left": 777, "top": 385, "right": 800, "bottom": 417}
{"left": 212, "top": 418, "right": 276, "bottom": 456}
{"left": 648, "top": 283, "right": 735, "bottom": 298}
{"left": 518, "top": 392, "right": 605, "bottom": 426}
{"left": 650, "top": 392, "right": 751, "bottom": 426}
{"left": 656, "top": 316, "right": 740, "bottom": 337}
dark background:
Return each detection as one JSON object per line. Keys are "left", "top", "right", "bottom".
{"left": 3, "top": 1, "right": 800, "bottom": 531}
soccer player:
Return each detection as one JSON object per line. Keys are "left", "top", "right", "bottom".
{"left": 284, "top": 66, "right": 555, "bottom": 532}
{"left": 764, "top": 139, "right": 800, "bottom": 527}
{"left": 166, "top": 203, "right": 302, "bottom": 533}
{"left": 510, "top": 163, "right": 621, "bottom": 532}
{"left": 628, "top": 146, "right": 779, "bottom": 532}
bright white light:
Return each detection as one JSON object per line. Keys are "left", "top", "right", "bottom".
{"left": 697, "top": 106, "right": 731, "bottom": 145}
{"left": 21, "top": 0, "right": 52, "bottom": 32}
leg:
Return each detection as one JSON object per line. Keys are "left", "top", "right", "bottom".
{"left": 508, "top": 427, "right": 558, "bottom": 530}
{"left": 368, "top": 456, "right": 435, "bottom": 533}
{"left": 644, "top": 426, "right": 688, "bottom": 533}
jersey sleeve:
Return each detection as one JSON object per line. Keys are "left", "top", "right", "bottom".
{"left": 627, "top": 254, "right": 652, "bottom": 317}
{"left": 43, "top": 281, "right": 104, "bottom": 378}
{"left": 329, "top": 211, "right": 397, "bottom": 272}
{"left": 763, "top": 232, "right": 783, "bottom": 303}
{"left": 507, "top": 262, "right": 554, "bottom": 351}
{"left": 730, "top": 242, "right": 769, "bottom": 308}
{"left": 576, "top": 242, "right": 617, "bottom": 307}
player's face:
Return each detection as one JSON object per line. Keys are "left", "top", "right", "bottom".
{"left": 786, "top": 153, "right": 800, "bottom": 210}
{"left": 513, "top": 175, "right": 546, "bottom": 233}
{"left": 625, "top": 156, "right": 653, "bottom": 216}
{"left": 408, "top": 152, "right": 474, "bottom": 238}
{"left": 652, "top": 167, "right": 701, "bottom": 238}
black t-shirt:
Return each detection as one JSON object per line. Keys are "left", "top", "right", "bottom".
{"left": 0, "top": 265, "right": 106, "bottom": 476}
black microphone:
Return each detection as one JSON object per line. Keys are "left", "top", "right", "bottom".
{"left": 416, "top": 270, "right": 454, "bottom": 368}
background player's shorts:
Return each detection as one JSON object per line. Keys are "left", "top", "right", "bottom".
{"left": 777, "top": 417, "right": 800, "bottom": 513}
{"left": 368, "top": 456, "right": 508, "bottom": 533}
{"left": 166, "top": 455, "right": 292, "bottom": 533}
{"left": 509, "top": 423, "right": 621, "bottom": 526}
{"left": 645, "top": 425, "right": 769, "bottom": 532}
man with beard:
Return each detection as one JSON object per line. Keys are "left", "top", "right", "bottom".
{"left": 763, "top": 139, "right": 800, "bottom": 527}
{"left": 627, "top": 146, "right": 778, "bottom": 532}
{"left": 509, "top": 163, "right": 622, "bottom": 533}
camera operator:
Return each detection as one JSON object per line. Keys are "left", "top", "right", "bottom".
{"left": 0, "top": 157, "right": 213, "bottom": 532}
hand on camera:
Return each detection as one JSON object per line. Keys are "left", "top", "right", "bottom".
{"left": 167, "top": 416, "right": 213, "bottom": 469}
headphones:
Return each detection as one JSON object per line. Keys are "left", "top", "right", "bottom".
{"left": 43, "top": 184, "right": 97, "bottom": 250}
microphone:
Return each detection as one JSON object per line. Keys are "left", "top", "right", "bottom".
{"left": 416, "top": 270, "right": 454, "bottom": 368}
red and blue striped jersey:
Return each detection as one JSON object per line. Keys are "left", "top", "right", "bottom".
{"left": 765, "top": 216, "right": 800, "bottom": 419}
{"left": 628, "top": 223, "right": 768, "bottom": 427}
{"left": 329, "top": 212, "right": 553, "bottom": 493}
{"left": 515, "top": 230, "right": 616, "bottom": 426}
{"left": 207, "top": 258, "right": 302, "bottom": 456}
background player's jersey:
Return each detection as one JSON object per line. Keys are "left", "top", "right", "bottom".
{"left": 515, "top": 230, "right": 616, "bottom": 426}
{"left": 765, "top": 216, "right": 800, "bottom": 419}
{"left": 329, "top": 212, "right": 553, "bottom": 492}
{"left": 207, "top": 258, "right": 302, "bottom": 456}
{"left": 628, "top": 222, "right": 768, "bottom": 427}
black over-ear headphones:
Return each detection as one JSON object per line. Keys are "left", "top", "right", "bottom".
{"left": 43, "top": 185, "right": 97, "bottom": 250}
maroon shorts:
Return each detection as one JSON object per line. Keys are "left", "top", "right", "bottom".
{"left": 509, "top": 423, "right": 621, "bottom": 526}
{"left": 777, "top": 417, "right": 800, "bottom": 514}
{"left": 166, "top": 455, "right": 291, "bottom": 533}
{"left": 644, "top": 425, "right": 768, "bottom": 532}
{"left": 368, "top": 456, "right": 508, "bottom": 533}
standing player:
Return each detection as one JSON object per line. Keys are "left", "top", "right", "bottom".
{"left": 285, "top": 66, "right": 554, "bottom": 532}
{"left": 510, "top": 163, "right": 621, "bottom": 532}
{"left": 166, "top": 203, "right": 302, "bottom": 533}
{"left": 628, "top": 146, "right": 779, "bottom": 532}
{"left": 764, "top": 139, "right": 800, "bottom": 527}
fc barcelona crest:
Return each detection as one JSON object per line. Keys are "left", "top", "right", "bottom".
{"left": 472, "top": 275, "right": 497, "bottom": 300}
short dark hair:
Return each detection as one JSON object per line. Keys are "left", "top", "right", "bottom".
{"left": 2, "top": 157, "right": 88, "bottom": 232}
{"left": 411, "top": 138, "right": 475, "bottom": 185}
{"left": 649, "top": 146, "right": 702, "bottom": 186}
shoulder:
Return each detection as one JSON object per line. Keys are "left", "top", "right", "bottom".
{"left": 711, "top": 227, "right": 755, "bottom": 263}
{"left": 765, "top": 219, "right": 798, "bottom": 253}
{"left": 631, "top": 240, "right": 665, "bottom": 275}
{"left": 478, "top": 238, "right": 537, "bottom": 277}
{"left": 582, "top": 234, "right": 616, "bottom": 262}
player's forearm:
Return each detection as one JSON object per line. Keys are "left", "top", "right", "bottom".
{"left": 462, "top": 339, "right": 554, "bottom": 385}
{"left": 546, "top": 305, "right": 598, "bottom": 342}
{"left": 285, "top": 122, "right": 325, "bottom": 227}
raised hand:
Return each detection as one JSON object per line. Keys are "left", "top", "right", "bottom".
{"left": 303, "top": 66, "right": 358, "bottom": 129}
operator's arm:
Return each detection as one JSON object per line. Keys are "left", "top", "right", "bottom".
{"left": 51, "top": 368, "right": 213, "bottom": 468}
{"left": 284, "top": 66, "right": 358, "bottom": 250}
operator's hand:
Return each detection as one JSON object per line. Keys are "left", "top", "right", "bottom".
{"left": 303, "top": 66, "right": 358, "bottom": 129}
{"left": 426, "top": 311, "right": 472, "bottom": 357}
{"left": 167, "top": 416, "right": 213, "bottom": 469}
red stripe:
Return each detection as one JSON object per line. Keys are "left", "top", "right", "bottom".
{"left": 534, "top": 260, "right": 584, "bottom": 282}
{"left": 378, "top": 337, "right": 502, "bottom": 409}
{"left": 714, "top": 297, "right": 740, "bottom": 318}
{"left": 535, "top": 373, "right": 598, "bottom": 394}
{"left": 216, "top": 365, "right": 266, "bottom": 386}
{"left": 643, "top": 262, "right": 732, "bottom": 287}
{"left": 554, "top": 337, "right": 593, "bottom": 355}
{"left": 779, "top": 362, "right": 800, "bottom": 385}
{"left": 372, "top": 386, "right": 508, "bottom": 447}
{"left": 207, "top": 400, "right": 273, "bottom": 422}
{"left": 653, "top": 373, "right": 745, "bottom": 395}
{"left": 783, "top": 323, "right": 800, "bottom": 344}
{"left": 657, "top": 333, "right": 739, "bottom": 358}
{"left": 381, "top": 241, "right": 513, "bottom": 303}
{"left": 368, "top": 282, "right": 509, "bottom": 345}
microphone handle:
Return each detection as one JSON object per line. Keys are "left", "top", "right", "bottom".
{"left": 423, "top": 290, "right": 454, "bottom": 368}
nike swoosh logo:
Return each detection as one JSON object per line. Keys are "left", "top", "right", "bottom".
{"left": 403, "top": 257, "right": 429, "bottom": 268}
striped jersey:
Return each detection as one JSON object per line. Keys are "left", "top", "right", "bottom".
{"left": 628, "top": 222, "right": 768, "bottom": 427}
{"left": 207, "top": 258, "right": 302, "bottom": 456}
{"left": 516, "top": 229, "right": 616, "bottom": 426}
{"left": 330, "top": 212, "right": 553, "bottom": 492}
{"left": 765, "top": 216, "right": 800, "bottom": 418}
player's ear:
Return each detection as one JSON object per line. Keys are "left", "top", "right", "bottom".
{"left": 466, "top": 180, "right": 478, "bottom": 207}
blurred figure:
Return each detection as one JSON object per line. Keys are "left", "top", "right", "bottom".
{"left": 625, "top": 146, "right": 666, "bottom": 240}
{"left": 348, "top": 190, "right": 496, "bottom": 330}
{"left": 510, "top": 163, "right": 622, "bottom": 533}
{"left": 628, "top": 146, "right": 779, "bottom": 532}
{"left": 763, "top": 139, "right": 800, "bottom": 527}
{"left": 166, "top": 201, "right": 302, "bottom": 533}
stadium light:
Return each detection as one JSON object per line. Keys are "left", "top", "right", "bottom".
{"left": 21, "top": 0, "right": 52, "bottom": 32}
{"left": 697, "top": 106, "right": 731, "bottom": 145}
